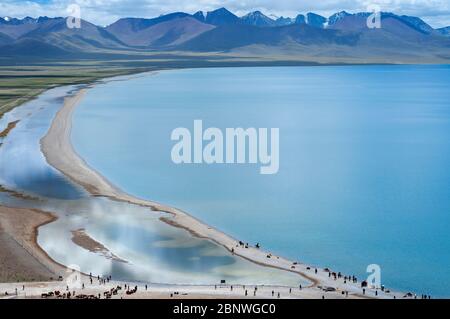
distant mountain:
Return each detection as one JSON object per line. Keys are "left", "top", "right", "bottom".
{"left": 21, "top": 17, "right": 126, "bottom": 51}
{"left": 193, "top": 11, "right": 206, "bottom": 23}
{"left": 328, "top": 11, "right": 352, "bottom": 26}
{"left": 294, "top": 14, "right": 306, "bottom": 25}
{"left": 397, "top": 15, "right": 434, "bottom": 34}
{"left": 306, "top": 13, "right": 327, "bottom": 28}
{"left": 0, "top": 8, "right": 448, "bottom": 63}
{"left": 106, "top": 14, "right": 214, "bottom": 47}
{"left": 273, "top": 13, "right": 327, "bottom": 28}
{"left": 106, "top": 12, "right": 191, "bottom": 34}
{"left": 0, "top": 31, "right": 13, "bottom": 45}
{"left": 0, "top": 16, "right": 42, "bottom": 38}
{"left": 327, "top": 11, "right": 436, "bottom": 35}
{"left": 0, "top": 16, "right": 37, "bottom": 25}
{"left": 178, "top": 11, "right": 449, "bottom": 64}
{"left": 0, "top": 15, "right": 124, "bottom": 58}
{"left": 241, "top": 11, "right": 275, "bottom": 27}
{"left": 178, "top": 23, "right": 360, "bottom": 52}
{"left": 274, "top": 17, "right": 294, "bottom": 26}
{"left": 284, "top": 12, "right": 327, "bottom": 29}
{"left": 205, "top": 8, "right": 240, "bottom": 26}
{"left": 0, "top": 38, "right": 72, "bottom": 57}
{"left": 437, "top": 26, "right": 450, "bottom": 36}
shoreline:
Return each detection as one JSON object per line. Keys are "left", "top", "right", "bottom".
{"left": 1, "top": 279, "right": 368, "bottom": 299}
{"left": 36, "top": 73, "right": 409, "bottom": 299}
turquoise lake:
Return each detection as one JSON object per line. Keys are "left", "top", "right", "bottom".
{"left": 72, "top": 66, "right": 450, "bottom": 296}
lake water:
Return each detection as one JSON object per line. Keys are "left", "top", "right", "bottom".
{"left": 72, "top": 65, "right": 450, "bottom": 296}
{"left": 0, "top": 86, "right": 304, "bottom": 286}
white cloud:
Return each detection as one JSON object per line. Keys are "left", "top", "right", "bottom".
{"left": 0, "top": 0, "right": 448, "bottom": 27}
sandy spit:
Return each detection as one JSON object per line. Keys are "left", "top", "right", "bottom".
{"left": 71, "top": 228, "right": 127, "bottom": 263}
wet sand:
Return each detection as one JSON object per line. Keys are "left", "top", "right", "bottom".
{"left": 71, "top": 229, "right": 127, "bottom": 263}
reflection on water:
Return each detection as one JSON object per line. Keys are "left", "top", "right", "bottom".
{"left": 0, "top": 86, "right": 305, "bottom": 286}
{"left": 0, "top": 87, "right": 84, "bottom": 199}
{"left": 39, "top": 197, "right": 304, "bottom": 285}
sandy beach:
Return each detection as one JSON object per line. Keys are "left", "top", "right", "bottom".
{"left": 33, "top": 82, "right": 415, "bottom": 299}
{"left": 0, "top": 206, "right": 66, "bottom": 283}
{"left": 1, "top": 279, "right": 369, "bottom": 299}
{"left": 71, "top": 228, "right": 127, "bottom": 263}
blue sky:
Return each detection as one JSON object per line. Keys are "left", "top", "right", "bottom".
{"left": 0, "top": 0, "right": 449, "bottom": 27}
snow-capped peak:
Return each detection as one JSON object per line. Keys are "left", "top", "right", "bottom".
{"left": 328, "top": 11, "right": 351, "bottom": 26}
{"left": 269, "top": 14, "right": 279, "bottom": 20}
{"left": 241, "top": 10, "right": 275, "bottom": 26}
{"left": 243, "top": 11, "right": 264, "bottom": 18}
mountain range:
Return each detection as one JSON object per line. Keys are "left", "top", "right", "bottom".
{"left": 1, "top": 7, "right": 449, "bottom": 62}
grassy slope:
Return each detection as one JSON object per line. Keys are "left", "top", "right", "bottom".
{"left": 0, "top": 64, "right": 147, "bottom": 118}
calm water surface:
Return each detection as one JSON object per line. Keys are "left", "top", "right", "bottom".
{"left": 72, "top": 66, "right": 450, "bottom": 296}
{"left": 0, "top": 87, "right": 83, "bottom": 199}
{"left": 0, "top": 86, "right": 303, "bottom": 286}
